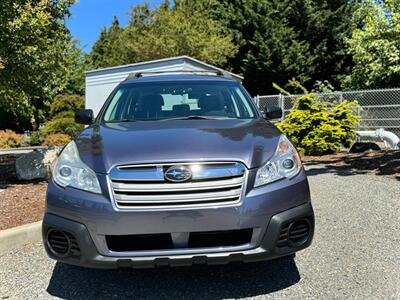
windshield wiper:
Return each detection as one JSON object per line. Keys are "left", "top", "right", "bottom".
{"left": 160, "top": 115, "right": 233, "bottom": 121}
{"left": 119, "top": 118, "right": 136, "bottom": 122}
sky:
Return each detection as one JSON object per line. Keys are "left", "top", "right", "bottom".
{"left": 66, "top": 0, "right": 162, "bottom": 53}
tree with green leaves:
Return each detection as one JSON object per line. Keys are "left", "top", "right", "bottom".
{"left": 123, "top": 3, "right": 237, "bottom": 67}
{"left": 88, "top": 3, "right": 238, "bottom": 69}
{"left": 183, "top": 0, "right": 355, "bottom": 95}
{"left": 89, "top": 17, "right": 125, "bottom": 69}
{"left": 0, "top": 0, "right": 78, "bottom": 131}
{"left": 64, "top": 40, "right": 86, "bottom": 95}
{"left": 342, "top": 0, "right": 400, "bottom": 89}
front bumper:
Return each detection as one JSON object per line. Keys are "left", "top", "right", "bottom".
{"left": 42, "top": 202, "right": 314, "bottom": 269}
{"left": 43, "top": 168, "right": 314, "bottom": 268}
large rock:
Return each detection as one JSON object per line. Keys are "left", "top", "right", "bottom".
{"left": 0, "top": 154, "right": 20, "bottom": 182}
{"left": 16, "top": 146, "right": 61, "bottom": 181}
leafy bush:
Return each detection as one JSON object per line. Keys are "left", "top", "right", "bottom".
{"left": 52, "top": 111, "right": 75, "bottom": 119}
{"left": 42, "top": 133, "right": 71, "bottom": 146}
{"left": 50, "top": 94, "right": 84, "bottom": 118}
{"left": 0, "top": 130, "right": 23, "bottom": 148}
{"left": 276, "top": 93, "right": 359, "bottom": 155}
{"left": 42, "top": 116, "right": 84, "bottom": 138}
{"left": 29, "top": 131, "right": 47, "bottom": 146}
{"left": 28, "top": 95, "right": 84, "bottom": 146}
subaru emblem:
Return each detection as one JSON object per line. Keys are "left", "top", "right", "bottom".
{"left": 164, "top": 165, "right": 192, "bottom": 182}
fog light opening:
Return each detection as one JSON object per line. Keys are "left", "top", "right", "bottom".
{"left": 287, "top": 219, "right": 311, "bottom": 247}
{"left": 46, "top": 229, "right": 71, "bottom": 258}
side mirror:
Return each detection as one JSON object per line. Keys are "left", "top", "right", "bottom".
{"left": 264, "top": 105, "right": 282, "bottom": 120}
{"left": 75, "top": 109, "right": 94, "bottom": 125}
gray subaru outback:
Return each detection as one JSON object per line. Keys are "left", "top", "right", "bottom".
{"left": 42, "top": 72, "right": 314, "bottom": 269}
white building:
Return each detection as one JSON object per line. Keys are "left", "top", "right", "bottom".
{"left": 85, "top": 56, "right": 243, "bottom": 116}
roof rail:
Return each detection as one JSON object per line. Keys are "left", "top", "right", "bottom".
{"left": 124, "top": 70, "right": 232, "bottom": 81}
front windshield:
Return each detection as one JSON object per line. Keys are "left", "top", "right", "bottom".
{"left": 102, "top": 80, "right": 257, "bottom": 122}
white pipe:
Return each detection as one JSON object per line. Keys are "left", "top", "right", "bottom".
{"left": 356, "top": 128, "right": 400, "bottom": 150}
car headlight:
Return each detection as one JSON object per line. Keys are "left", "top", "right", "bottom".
{"left": 254, "top": 135, "right": 302, "bottom": 187}
{"left": 53, "top": 141, "right": 101, "bottom": 194}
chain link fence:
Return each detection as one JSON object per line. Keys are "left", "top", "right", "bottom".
{"left": 255, "top": 88, "right": 400, "bottom": 136}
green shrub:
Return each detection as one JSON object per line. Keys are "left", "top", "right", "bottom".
{"left": 0, "top": 130, "right": 23, "bottom": 148}
{"left": 52, "top": 111, "right": 75, "bottom": 119}
{"left": 42, "top": 133, "right": 71, "bottom": 146}
{"left": 50, "top": 94, "right": 84, "bottom": 118}
{"left": 42, "top": 117, "right": 84, "bottom": 138}
{"left": 29, "top": 95, "right": 84, "bottom": 145}
{"left": 29, "top": 131, "right": 47, "bottom": 146}
{"left": 276, "top": 93, "right": 359, "bottom": 155}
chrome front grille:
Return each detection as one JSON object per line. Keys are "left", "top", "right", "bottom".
{"left": 109, "top": 162, "right": 246, "bottom": 209}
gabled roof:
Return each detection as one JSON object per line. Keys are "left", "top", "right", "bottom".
{"left": 85, "top": 56, "right": 243, "bottom": 82}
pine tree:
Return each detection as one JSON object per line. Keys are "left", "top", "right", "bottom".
{"left": 89, "top": 17, "right": 125, "bottom": 69}
{"left": 184, "top": 0, "right": 355, "bottom": 95}
{"left": 88, "top": 3, "right": 238, "bottom": 69}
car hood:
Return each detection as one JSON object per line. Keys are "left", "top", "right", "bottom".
{"left": 75, "top": 119, "right": 281, "bottom": 173}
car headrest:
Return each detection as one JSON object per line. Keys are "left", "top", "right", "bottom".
{"left": 172, "top": 104, "right": 190, "bottom": 114}
{"left": 198, "top": 95, "right": 223, "bottom": 111}
{"left": 139, "top": 94, "right": 164, "bottom": 111}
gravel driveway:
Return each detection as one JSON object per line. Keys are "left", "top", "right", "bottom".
{"left": 1, "top": 165, "right": 399, "bottom": 299}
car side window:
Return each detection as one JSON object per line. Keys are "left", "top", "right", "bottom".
{"left": 104, "top": 89, "right": 124, "bottom": 121}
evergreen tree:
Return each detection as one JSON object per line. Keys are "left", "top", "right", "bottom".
{"left": 281, "top": 0, "right": 355, "bottom": 91}
{"left": 64, "top": 39, "right": 86, "bottom": 95}
{"left": 88, "top": 0, "right": 357, "bottom": 95}
{"left": 88, "top": 3, "right": 237, "bottom": 69}
{"left": 122, "top": 3, "right": 237, "bottom": 66}
{"left": 184, "top": 0, "right": 355, "bottom": 95}
{"left": 89, "top": 17, "right": 125, "bottom": 69}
